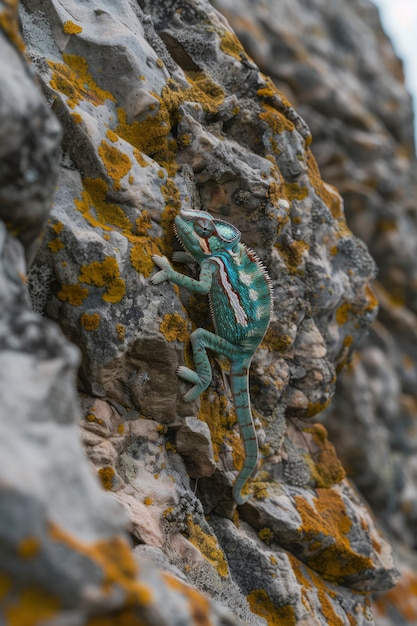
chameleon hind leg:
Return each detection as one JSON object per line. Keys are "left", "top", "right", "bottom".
{"left": 177, "top": 328, "right": 240, "bottom": 402}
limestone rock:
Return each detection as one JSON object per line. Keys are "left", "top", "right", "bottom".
{"left": 176, "top": 416, "right": 217, "bottom": 478}
{"left": 0, "top": 0, "right": 404, "bottom": 623}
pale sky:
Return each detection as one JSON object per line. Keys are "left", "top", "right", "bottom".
{"left": 372, "top": 0, "right": 417, "bottom": 142}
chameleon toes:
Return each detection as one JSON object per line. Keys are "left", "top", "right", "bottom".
{"left": 176, "top": 366, "right": 201, "bottom": 385}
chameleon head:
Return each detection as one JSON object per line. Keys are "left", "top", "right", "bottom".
{"left": 174, "top": 209, "right": 241, "bottom": 260}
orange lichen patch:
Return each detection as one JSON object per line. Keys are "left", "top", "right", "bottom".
{"left": 106, "top": 129, "right": 119, "bottom": 143}
{"left": 159, "top": 313, "right": 189, "bottom": 342}
{"left": 49, "top": 54, "right": 115, "bottom": 109}
{"left": 71, "top": 112, "right": 82, "bottom": 123}
{"left": 102, "top": 277, "right": 126, "bottom": 303}
{"left": 258, "top": 528, "right": 274, "bottom": 545}
{"left": 343, "top": 335, "right": 353, "bottom": 348}
{"left": 81, "top": 313, "right": 101, "bottom": 331}
{"left": 219, "top": 29, "right": 244, "bottom": 60}
{"left": 98, "top": 466, "right": 115, "bottom": 490}
{"left": 130, "top": 237, "right": 161, "bottom": 277}
{"left": 305, "top": 398, "right": 331, "bottom": 418}
{"left": 52, "top": 221, "right": 64, "bottom": 234}
{"left": 48, "top": 238, "right": 64, "bottom": 252}
{"left": 275, "top": 240, "right": 309, "bottom": 274}
{"left": 294, "top": 489, "right": 373, "bottom": 582}
{"left": 259, "top": 104, "right": 295, "bottom": 137}
{"left": 302, "top": 423, "right": 345, "bottom": 488}
{"left": 116, "top": 323, "right": 125, "bottom": 340}
{"left": 5, "top": 587, "right": 60, "bottom": 626}
{"left": 198, "top": 391, "right": 238, "bottom": 462}
{"left": 283, "top": 182, "right": 309, "bottom": 202}
{"left": 185, "top": 515, "right": 229, "bottom": 577}
{"left": 261, "top": 328, "right": 293, "bottom": 353}
{"left": 0, "top": 1, "right": 25, "bottom": 52}
{"left": 98, "top": 140, "right": 132, "bottom": 191}
{"left": 135, "top": 210, "right": 152, "bottom": 235}
{"left": 17, "top": 537, "right": 40, "bottom": 560}
{"left": 335, "top": 302, "right": 353, "bottom": 326}
{"left": 306, "top": 150, "right": 344, "bottom": 220}
{"left": 288, "top": 554, "right": 347, "bottom": 625}
{"left": 162, "top": 572, "right": 212, "bottom": 626}
{"left": 363, "top": 283, "right": 378, "bottom": 313}
{"left": 0, "top": 573, "right": 11, "bottom": 600}
{"left": 58, "top": 283, "right": 88, "bottom": 306}
{"left": 374, "top": 569, "right": 417, "bottom": 623}
{"left": 247, "top": 589, "right": 296, "bottom": 626}
{"left": 115, "top": 75, "right": 224, "bottom": 175}
{"left": 75, "top": 177, "right": 132, "bottom": 233}
{"left": 48, "top": 522, "right": 152, "bottom": 608}
{"left": 62, "top": 20, "right": 82, "bottom": 34}
{"left": 78, "top": 257, "right": 125, "bottom": 303}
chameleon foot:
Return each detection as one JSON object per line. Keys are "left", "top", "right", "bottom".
{"left": 176, "top": 366, "right": 207, "bottom": 402}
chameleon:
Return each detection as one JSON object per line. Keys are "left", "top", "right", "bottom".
{"left": 151, "top": 208, "right": 273, "bottom": 504}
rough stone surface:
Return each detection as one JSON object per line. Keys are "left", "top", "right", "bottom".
{"left": 0, "top": 0, "right": 410, "bottom": 623}
{"left": 210, "top": 0, "right": 417, "bottom": 622}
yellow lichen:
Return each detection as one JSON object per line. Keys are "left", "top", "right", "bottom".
{"left": 71, "top": 112, "right": 82, "bottom": 123}
{"left": 130, "top": 237, "right": 161, "bottom": 277}
{"left": 247, "top": 589, "right": 296, "bottom": 626}
{"left": 165, "top": 442, "right": 177, "bottom": 453}
{"left": 48, "top": 238, "right": 64, "bottom": 252}
{"left": 258, "top": 528, "right": 274, "bottom": 545}
{"left": 219, "top": 29, "right": 244, "bottom": 60}
{"left": 302, "top": 423, "right": 345, "bottom": 488}
{"left": 98, "top": 140, "right": 132, "bottom": 190}
{"left": 275, "top": 240, "right": 309, "bottom": 274}
{"left": 135, "top": 210, "right": 152, "bottom": 236}
{"left": 75, "top": 177, "right": 132, "bottom": 233}
{"left": 144, "top": 497, "right": 153, "bottom": 506}
{"left": 116, "top": 324, "right": 125, "bottom": 340}
{"left": 80, "top": 313, "right": 101, "bottom": 331}
{"left": 86, "top": 414, "right": 96, "bottom": 422}
{"left": 294, "top": 489, "right": 374, "bottom": 582}
{"left": 98, "top": 466, "right": 115, "bottom": 490}
{"left": 186, "top": 516, "right": 229, "bottom": 577}
{"left": 48, "top": 522, "right": 153, "bottom": 607}
{"left": 52, "top": 221, "right": 63, "bottom": 234}
{"left": 49, "top": 54, "right": 115, "bottom": 109}
{"left": 17, "top": 537, "right": 40, "bottom": 560}
{"left": 162, "top": 572, "right": 212, "bottom": 625}
{"left": 0, "top": 2, "right": 25, "bottom": 52}
{"left": 261, "top": 328, "right": 293, "bottom": 353}
{"left": 106, "top": 129, "right": 119, "bottom": 143}
{"left": 62, "top": 20, "right": 82, "bottom": 34}
{"left": 57, "top": 284, "right": 88, "bottom": 306}
{"left": 159, "top": 313, "right": 189, "bottom": 343}
{"left": 5, "top": 588, "right": 60, "bottom": 626}
{"left": 78, "top": 257, "right": 125, "bottom": 304}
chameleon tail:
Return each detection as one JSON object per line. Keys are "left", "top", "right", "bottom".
{"left": 230, "top": 361, "right": 258, "bottom": 505}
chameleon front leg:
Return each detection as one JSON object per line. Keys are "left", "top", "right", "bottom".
{"left": 151, "top": 255, "right": 213, "bottom": 295}
{"left": 177, "top": 328, "right": 241, "bottom": 402}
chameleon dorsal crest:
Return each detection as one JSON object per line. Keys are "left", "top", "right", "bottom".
{"left": 151, "top": 208, "right": 273, "bottom": 504}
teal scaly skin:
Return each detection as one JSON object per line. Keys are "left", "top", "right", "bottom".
{"left": 151, "top": 209, "right": 273, "bottom": 504}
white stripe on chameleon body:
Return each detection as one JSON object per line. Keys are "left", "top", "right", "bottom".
{"left": 211, "top": 257, "right": 248, "bottom": 327}
{"left": 249, "top": 288, "right": 258, "bottom": 302}
{"left": 239, "top": 270, "right": 253, "bottom": 286}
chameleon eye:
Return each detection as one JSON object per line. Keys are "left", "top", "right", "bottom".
{"left": 194, "top": 218, "right": 214, "bottom": 238}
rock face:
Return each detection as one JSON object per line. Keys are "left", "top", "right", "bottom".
{"left": 210, "top": 0, "right": 417, "bottom": 622}
{"left": 0, "top": 0, "right": 408, "bottom": 623}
